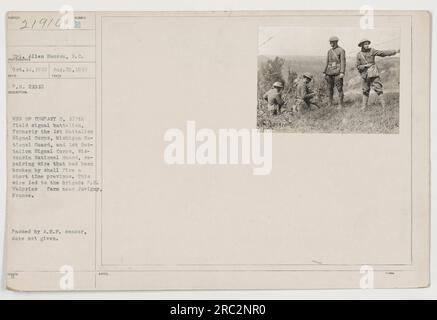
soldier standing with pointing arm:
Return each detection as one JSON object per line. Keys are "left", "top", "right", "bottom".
{"left": 356, "top": 38, "right": 400, "bottom": 110}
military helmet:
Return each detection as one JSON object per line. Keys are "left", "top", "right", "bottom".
{"left": 329, "top": 36, "right": 339, "bottom": 42}
{"left": 358, "top": 38, "right": 371, "bottom": 47}
{"left": 303, "top": 72, "right": 313, "bottom": 80}
{"left": 273, "top": 81, "right": 283, "bottom": 88}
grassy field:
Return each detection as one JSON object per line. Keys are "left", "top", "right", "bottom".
{"left": 257, "top": 55, "right": 400, "bottom": 134}
{"left": 257, "top": 91, "right": 399, "bottom": 134}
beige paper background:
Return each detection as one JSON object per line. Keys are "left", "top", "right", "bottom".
{"left": 6, "top": 11, "right": 430, "bottom": 290}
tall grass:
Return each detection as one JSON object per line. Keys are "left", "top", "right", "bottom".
{"left": 257, "top": 92, "right": 399, "bottom": 134}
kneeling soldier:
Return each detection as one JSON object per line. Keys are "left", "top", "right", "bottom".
{"left": 263, "top": 81, "right": 285, "bottom": 116}
{"left": 356, "top": 38, "right": 400, "bottom": 110}
{"left": 294, "top": 73, "right": 318, "bottom": 112}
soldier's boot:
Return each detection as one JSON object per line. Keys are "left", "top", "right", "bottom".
{"left": 337, "top": 93, "right": 344, "bottom": 109}
{"left": 328, "top": 95, "right": 334, "bottom": 107}
{"left": 361, "top": 95, "right": 369, "bottom": 110}
{"left": 378, "top": 94, "right": 386, "bottom": 110}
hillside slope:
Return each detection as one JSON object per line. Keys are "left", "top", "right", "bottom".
{"left": 258, "top": 55, "right": 400, "bottom": 93}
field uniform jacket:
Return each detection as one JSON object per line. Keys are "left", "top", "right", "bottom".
{"left": 323, "top": 46, "right": 346, "bottom": 76}
{"left": 295, "top": 80, "right": 314, "bottom": 101}
{"left": 356, "top": 48, "right": 397, "bottom": 78}
{"left": 263, "top": 88, "right": 284, "bottom": 108}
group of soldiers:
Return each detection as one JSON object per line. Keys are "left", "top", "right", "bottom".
{"left": 263, "top": 36, "right": 400, "bottom": 115}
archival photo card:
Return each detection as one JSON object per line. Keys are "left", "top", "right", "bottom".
{"left": 5, "top": 11, "right": 430, "bottom": 291}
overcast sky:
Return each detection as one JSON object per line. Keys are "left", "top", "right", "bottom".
{"left": 258, "top": 27, "right": 401, "bottom": 57}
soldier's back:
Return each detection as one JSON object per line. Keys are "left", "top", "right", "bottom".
{"left": 265, "top": 88, "right": 280, "bottom": 104}
{"left": 295, "top": 80, "right": 307, "bottom": 99}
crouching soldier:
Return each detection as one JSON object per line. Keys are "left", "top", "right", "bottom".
{"left": 294, "top": 73, "right": 318, "bottom": 112}
{"left": 263, "top": 81, "right": 285, "bottom": 116}
{"left": 356, "top": 38, "right": 400, "bottom": 110}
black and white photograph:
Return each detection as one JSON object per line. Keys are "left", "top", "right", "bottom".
{"left": 0, "top": 3, "right": 434, "bottom": 302}
{"left": 257, "top": 27, "right": 401, "bottom": 133}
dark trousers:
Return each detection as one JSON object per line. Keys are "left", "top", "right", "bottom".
{"left": 326, "top": 75, "right": 344, "bottom": 99}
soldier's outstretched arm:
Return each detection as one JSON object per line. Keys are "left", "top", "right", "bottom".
{"left": 373, "top": 49, "right": 398, "bottom": 57}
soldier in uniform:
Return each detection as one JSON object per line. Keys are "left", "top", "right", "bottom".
{"left": 356, "top": 38, "right": 400, "bottom": 110}
{"left": 323, "top": 36, "right": 346, "bottom": 109}
{"left": 263, "top": 81, "right": 285, "bottom": 116}
{"left": 294, "top": 73, "right": 318, "bottom": 112}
